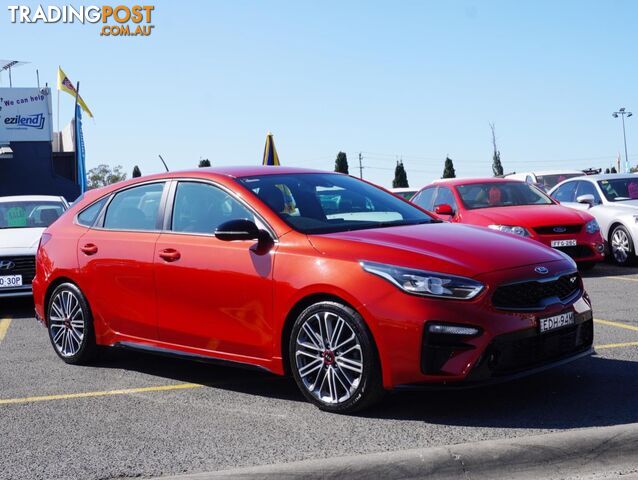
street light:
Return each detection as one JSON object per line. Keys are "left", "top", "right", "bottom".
{"left": 612, "top": 107, "right": 632, "bottom": 173}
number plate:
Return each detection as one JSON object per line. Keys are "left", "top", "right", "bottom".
{"left": 551, "top": 239, "right": 577, "bottom": 247}
{"left": 0, "top": 275, "right": 23, "bottom": 288}
{"left": 539, "top": 311, "right": 575, "bottom": 333}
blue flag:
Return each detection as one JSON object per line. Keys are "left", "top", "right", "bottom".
{"left": 75, "top": 104, "right": 87, "bottom": 193}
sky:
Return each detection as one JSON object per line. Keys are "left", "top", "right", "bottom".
{"left": 2, "top": 0, "right": 638, "bottom": 187}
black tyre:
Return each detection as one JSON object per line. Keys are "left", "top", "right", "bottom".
{"left": 289, "top": 301, "right": 384, "bottom": 413}
{"left": 610, "top": 225, "right": 636, "bottom": 266}
{"left": 47, "top": 283, "right": 97, "bottom": 365}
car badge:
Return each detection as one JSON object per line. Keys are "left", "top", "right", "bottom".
{"left": 0, "top": 260, "right": 15, "bottom": 270}
{"left": 535, "top": 266, "right": 549, "bottom": 275}
{"left": 553, "top": 226, "right": 567, "bottom": 233}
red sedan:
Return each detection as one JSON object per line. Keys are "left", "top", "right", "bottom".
{"left": 412, "top": 178, "right": 605, "bottom": 270}
{"left": 33, "top": 167, "right": 593, "bottom": 413}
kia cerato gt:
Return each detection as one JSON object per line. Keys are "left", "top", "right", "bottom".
{"left": 411, "top": 178, "right": 605, "bottom": 270}
{"left": 33, "top": 167, "right": 594, "bottom": 413}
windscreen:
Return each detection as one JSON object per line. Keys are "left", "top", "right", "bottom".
{"left": 0, "top": 201, "right": 65, "bottom": 229}
{"left": 237, "top": 173, "right": 435, "bottom": 234}
{"left": 456, "top": 182, "right": 553, "bottom": 209}
{"left": 598, "top": 178, "right": 638, "bottom": 202}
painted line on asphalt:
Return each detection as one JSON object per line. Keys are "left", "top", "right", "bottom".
{"left": 595, "top": 341, "right": 638, "bottom": 350}
{"left": 0, "top": 318, "right": 12, "bottom": 344}
{"left": 600, "top": 275, "right": 638, "bottom": 283}
{"left": 594, "top": 318, "right": 638, "bottom": 333}
{"left": 0, "top": 382, "right": 204, "bottom": 406}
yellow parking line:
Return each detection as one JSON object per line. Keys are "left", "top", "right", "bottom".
{"left": 596, "top": 341, "right": 638, "bottom": 350}
{"left": 0, "top": 318, "right": 12, "bottom": 344}
{"left": 594, "top": 318, "right": 638, "bottom": 333}
{"left": 0, "top": 382, "right": 203, "bottom": 406}
{"left": 601, "top": 276, "right": 638, "bottom": 283}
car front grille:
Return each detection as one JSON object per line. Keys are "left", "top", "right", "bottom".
{"left": 534, "top": 225, "right": 582, "bottom": 235}
{"left": 553, "top": 245, "right": 593, "bottom": 259}
{"left": 0, "top": 256, "right": 36, "bottom": 285}
{"left": 492, "top": 272, "right": 581, "bottom": 310}
{"left": 486, "top": 319, "right": 593, "bottom": 376}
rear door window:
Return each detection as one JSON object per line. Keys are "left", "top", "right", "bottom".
{"left": 103, "top": 183, "right": 165, "bottom": 231}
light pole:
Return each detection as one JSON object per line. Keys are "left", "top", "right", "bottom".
{"left": 612, "top": 107, "right": 632, "bottom": 173}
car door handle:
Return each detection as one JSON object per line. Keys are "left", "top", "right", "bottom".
{"left": 159, "top": 248, "right": 181, "bottom": 262}
{"left": 80, "top": 243, "right": 98, "bottom": 255}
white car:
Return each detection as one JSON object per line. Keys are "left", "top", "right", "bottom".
{"left": 0, "top": 195, "right": 69, "bottom": 297}
{"left": 549, "top": 174, "right": 638, "bottom": 266}
{"left": 506, "top": 170, "right": 585, "bottom": 192}
{"left": 390, "top": 187, "right": 418, "bottom": 200}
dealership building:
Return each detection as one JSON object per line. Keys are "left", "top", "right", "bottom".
{"left": 0, "top": 86, "right": 81, "bottom": 201}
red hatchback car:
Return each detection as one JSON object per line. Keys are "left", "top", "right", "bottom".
{"left": 411, "top": 178, "right": 605, "bottom": 270}
{"left": 34, "top": 167, "right": 594, "bottom": 413}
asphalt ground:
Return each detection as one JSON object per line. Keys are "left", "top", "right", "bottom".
{"left": 1, "top": 262, "right": 638, "bottom": 480}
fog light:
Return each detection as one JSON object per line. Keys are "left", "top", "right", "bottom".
{"left": 595, "top": 243, "right": 605, "bottom": 253}
{"left": 428, "top": 323, "right": 480, "bottom": 336}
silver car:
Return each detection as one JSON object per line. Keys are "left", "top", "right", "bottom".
{"left": 549, "top": 174, "right": 638, "bottom": 266}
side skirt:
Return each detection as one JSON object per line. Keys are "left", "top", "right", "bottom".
{"left": 113, "top": 341, "right": 272, "bottom": 374}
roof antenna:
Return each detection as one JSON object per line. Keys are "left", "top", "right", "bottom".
{"left": 158, "top": 154, "right": 169, "bottom": 172}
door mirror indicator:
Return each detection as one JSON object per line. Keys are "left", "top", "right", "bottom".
{"left": 434, "top": 203, "right": 454, "bottom": 216}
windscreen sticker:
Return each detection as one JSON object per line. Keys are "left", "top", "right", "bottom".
{"left": 6, "top": 207, "right": 27, "bottom": 227}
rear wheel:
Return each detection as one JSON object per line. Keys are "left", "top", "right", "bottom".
{"left": 610, "top": 225, "right": 636, "bottom": 266}
{"left": 289, "top": 301, "right": 384, "bottom": 413}
{"left": 47, "top": 283, "right": 97, "bottom": 364}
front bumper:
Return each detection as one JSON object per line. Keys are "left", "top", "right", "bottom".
{"left": 0, "top": 285, "right": 33, "bottom": 298}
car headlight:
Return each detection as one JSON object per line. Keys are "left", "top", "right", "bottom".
{"left": 360, "top": 261, "right": 484, "bottom": 300}
{"left": 585, "top": 219, "right": 600, "bottom": 234}
{"left": 488, "top": 225, "right": 530, "bottom": 237}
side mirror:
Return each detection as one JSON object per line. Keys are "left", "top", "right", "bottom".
{"left": 434, "top": 203, "right": 455, "bottom": 216}
{"left": 576, "top": 194, "right": 595, "bottom": 207}
{"left": 215, "top": 219, "right": 260, "bottom": 241}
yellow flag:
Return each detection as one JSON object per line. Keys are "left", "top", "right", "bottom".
{"left": 57, "top": 66, "right": 94, "bottom": 118}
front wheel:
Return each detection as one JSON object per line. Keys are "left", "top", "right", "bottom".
{"left": 289, "top": 301, "right": 384, "bottom": 413}
{"left": 47, "top": 283, "right": 97, "bottom": 364}
{"left": 610, "top": 225, "right": 636, "bottom": 266}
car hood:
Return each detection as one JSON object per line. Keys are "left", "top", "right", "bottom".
{"left": 309, "top": 223, "right": 569, "bottom": 278}
{"left": 0, "top": 227, "right": 44, "bottom": 251}
{"left": 605, "top": 199, "right": 638, "bottom": 211}
{"left": 465, "top": 205, "right": 591, "bottom": 227}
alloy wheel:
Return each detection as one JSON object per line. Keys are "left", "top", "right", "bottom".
{"left": 612, "top": 228, "right": 630, "bottom": 264}
{"left": 49, "top": 290, "right": 85, "bottom": 357}
{"left": 294, "top": 311, "right": 364, "bottom": 405}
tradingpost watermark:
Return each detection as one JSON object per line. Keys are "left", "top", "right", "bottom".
{"left": 7, "top": 5, "right": 155, "bottom": 37}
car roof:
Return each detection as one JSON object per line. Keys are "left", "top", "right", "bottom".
{"left": 429, "top": 177, "right": 526, "bottom": 187}
{"left": 0, "top": 195, "right": 64, "bottom": 203}
{"left": 508, "top": 170, "right": 584, "bottom": 176}
{"left": 181, "top": 166, "right": 328, "bottom": 177}
{"left": 570, "top": 173, "right": 638, "bottom": 181}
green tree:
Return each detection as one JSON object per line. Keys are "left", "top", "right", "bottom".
{"left": 87, "top": 164, "right": 127, "bottom": 189}
{"left": 199, "top": 158, "right": 211, "bottom": 167}
{"left": 442, "top": 156, "right": 456, "bottom": 178}
{"left": 334, "top": 151, "right": 349, "bottom": 174}
{"left": 392, "top": 161, "right": 409, "bottom": 188}
{"left": 132, "top": 165, "right": 142, "bottom": 178}
{"left": 490, "top": 123, "right": 504, "bottom": 176}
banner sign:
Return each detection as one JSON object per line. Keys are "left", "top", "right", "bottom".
{"left": 0, "top": 87, "right": 53, "bottom": 142}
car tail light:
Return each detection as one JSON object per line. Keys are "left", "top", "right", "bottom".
{"left": 38, "top": 233, "right": 52, "bottom": 250}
